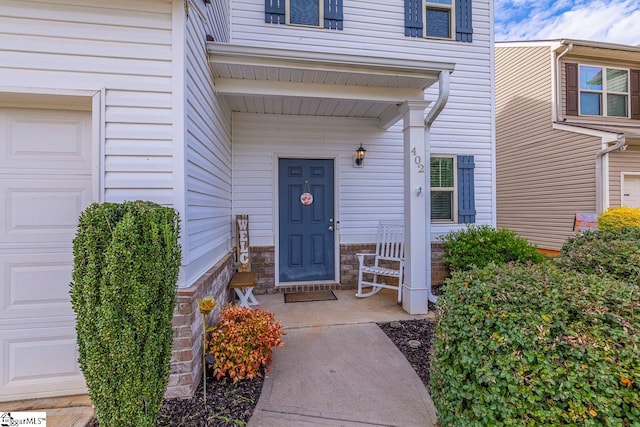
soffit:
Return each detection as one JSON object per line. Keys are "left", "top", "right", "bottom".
{"left": 207, "top": 43, "right": 455, "bottom": 120}
{"left": 555, "top": 41, "right": 640, "bottom": 65}
{"left": 562, "top": 122, "right": 640, "bottom": 139}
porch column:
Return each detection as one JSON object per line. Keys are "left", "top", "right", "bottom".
{"left": 401, "top": 100, "right": 430, "bottom": 314}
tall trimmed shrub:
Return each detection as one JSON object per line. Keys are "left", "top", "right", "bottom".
{"left": 70, "top": 201, "right": 181, "bottom": 427}
{"left": 431, "top": 263, "right": 640, "bottom": 426}
{"left": 440, "top": 225, "right": 545, "bottom": 272}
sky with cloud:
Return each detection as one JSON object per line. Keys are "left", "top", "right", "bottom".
{"left": 495, "top": 0, "right": 640, "bottom": 46}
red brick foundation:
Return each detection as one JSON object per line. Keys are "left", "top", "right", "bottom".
{"left": 431, "top": 242, "right": 449, "bottom": 285}
{"left": 166, "top": 252, "right": 234, "bottom": 399}
{"left": 248, "top": 242, "right": 448, "bottom": 293}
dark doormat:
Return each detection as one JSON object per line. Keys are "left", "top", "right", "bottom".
{"left": 284, "top": 290, "right": 337, "bottom": 303}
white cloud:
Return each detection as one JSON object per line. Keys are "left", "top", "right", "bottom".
{"left": 496, "top": 0, "right": 640, "bottom": 46}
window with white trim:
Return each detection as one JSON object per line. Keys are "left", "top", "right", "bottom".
{"left": 424, "top": 0, "right": 454, "bottom": 39}
{"left": 405, "top": 0, "right": 472, "bottom": 42}
{"left": 265, "top": 0, "right": 343, "bottom": 30}
{"left": 579, "top": 65, "right": 630, "bottom": 118}
{"left": 431, "top": 156, "right": 456, "bottom": 222}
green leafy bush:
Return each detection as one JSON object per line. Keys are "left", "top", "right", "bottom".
{"left": 206, "top": 305, "right": 284, "bottom": 382}
{"left": 430, "top": 263, "right": 640, "bottom": 426}
{"left": 70, "top": 201, "right": 181, "bottom": 427}
{"left": 556, "top": 227, "right": 640, "bottom": 284}
{"left": 598, "top": 206, "right": 640, "bottom": 231}
{"left": 440, "top": 225, "right": 545, "bottom": 272}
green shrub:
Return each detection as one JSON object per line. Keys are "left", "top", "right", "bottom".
{"left": 70, "top": 201, "right": 181, "bottom": 427}
{"left": 430, "top": 263, "right": 640, "bottom": 426}
{"left": 206, "top": 305, "right": 284, "bottom": 382}
{"left": 598, "top": 206, "right": 640, "bottom": 231}
{"left": 556, "top": 227, "right": 640, "bottom": 284}
{"left": 439, "top": 225, "right": 545, "bottom": 272}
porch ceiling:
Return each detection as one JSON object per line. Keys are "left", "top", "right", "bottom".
{"left": 207, "top": 43, "right": 455, "bottom": 125}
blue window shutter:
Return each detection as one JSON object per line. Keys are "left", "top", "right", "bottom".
{"left": 324, "top": 0, "right": 343, "bottom": 30}
{"left": 455, "top": 0, "right": 473, "bottom": 42}
{"left": 405, "top": 0, "right": 423, "bottom": 37}
{"left": 265, "top": 0, "right": 285, "bottom": 24}
{"left": 457, "top": 155, "right": 476, "bottom": 223}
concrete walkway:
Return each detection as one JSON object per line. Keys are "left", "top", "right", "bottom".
{"left": 248, "top": 289, "right": 438, "bottom": 427}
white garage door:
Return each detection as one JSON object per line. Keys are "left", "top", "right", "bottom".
{"left": 0, "top": 107, "right": 92, "bottom": 401}
{"left": 622, "top": 174, "right": 640, "bottom": 208}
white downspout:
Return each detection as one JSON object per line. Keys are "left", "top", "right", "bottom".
{"left": 424, "top": 70, "right": 451, "bottom": 303}
{"left": 555, "top": 42, "right": 573, "bottom": 123}
{"left": 595, "top": 135, "right": 627, "bottom": 214}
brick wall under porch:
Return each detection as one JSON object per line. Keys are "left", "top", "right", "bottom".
{"left": 250, "top": 242, "right": 448, "bottom": 293}
{"left": 166, "top": 252, "right": 234, "bottom": 399}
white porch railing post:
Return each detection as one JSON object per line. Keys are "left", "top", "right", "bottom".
{"left": 400, "top": 101, "right": 430, "bottom": 314}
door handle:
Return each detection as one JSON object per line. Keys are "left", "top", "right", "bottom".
{"left": 328, "top": 226, "right": 334, "bottom": 231}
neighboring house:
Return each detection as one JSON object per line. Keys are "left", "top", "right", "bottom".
{"left": 496, "top": 40, "right": 640, "bottom": 252}
{"left": 0, "top": 0, "right": 494, "bottom": 401}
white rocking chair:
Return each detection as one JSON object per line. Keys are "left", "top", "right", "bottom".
{"left": 356, "top": 222, "right": 405, "bottom": 303}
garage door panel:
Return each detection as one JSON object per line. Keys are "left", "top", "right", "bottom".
{"left": 0, "top": 108, "right": 91, "bottom": 171}
{"left": 0, "top": 324, "right": 86, "bottom": 401}
{"left": 0, "top": 179, "right": 91, "bottom": 244}
{"left": 0, "top": 252, "right": 74, "bottom": 320}
{"left": 0, "top": 105, "right": 91, "bottom": 401}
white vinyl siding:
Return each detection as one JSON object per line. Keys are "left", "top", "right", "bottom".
{"left": 231, "top": 0, "right": 491, "bottom": 49}
{"left": 183, "top": 1, "right": 233, "bottom": 285}
{"left": 0, "top": 0, "right": 175, "bottom": 205}
{"left": 496, "top": 46, "right": 604, "bottom": 251}
{"left": 206, "top": 0, "right": 231, "bottom": 43}
{"left": 233, "top": 113, "right": 492, "bottom": 244}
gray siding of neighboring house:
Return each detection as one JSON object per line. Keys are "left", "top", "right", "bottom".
{"left": 496, "top": 46, "right": 601, "bottom": 251}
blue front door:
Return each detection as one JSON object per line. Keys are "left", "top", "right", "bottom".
{"left": 278, "top": 158, "right": 335, "bottom": 282}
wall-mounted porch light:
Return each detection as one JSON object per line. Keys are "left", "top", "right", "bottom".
{"left": 353, "top": 144, "right": 367, "bottom": 168}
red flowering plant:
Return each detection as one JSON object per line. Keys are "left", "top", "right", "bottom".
{"left": 206, "top": 305, "right": 284, "bottom": 382}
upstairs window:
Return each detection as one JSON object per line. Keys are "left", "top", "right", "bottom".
{"left": 425, "top": 0, "right": 453, "bottom": 39}
{"left": 579, "top": 65, "right": 629, "bottom": 117}
{"left": 566, "top": 63, "right": 640, "bottom": 119}
{"left": 405, "top": 0, "right": 472, "bottom": 42}
{"left": 265, "top": 0, "right": 343, "bottom": 30}
{"left": 289, "top": 0, "right": 321, "bottom": 27}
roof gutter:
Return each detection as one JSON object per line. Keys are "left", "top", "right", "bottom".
{"left": 424, "top": 70, "right": 451, "bottom": 303}
{"left": 555, "top": 42, "right": 573, "bottom": 122}
{"left": 595, "top": 135, "right": 627, "bottom": 214}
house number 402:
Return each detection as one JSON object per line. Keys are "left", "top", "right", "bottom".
{"left": 411, "top": 147, "right": 425, "bottom": 173}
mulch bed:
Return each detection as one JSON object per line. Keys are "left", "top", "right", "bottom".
{"left": 378, "top": 318, "right": 436, "bottom": 388}
{"left": 88, "top": 316, "right": 438, "bottom": 426}
{"left": 87, "top": 373, "right": 263, "bottom": 427}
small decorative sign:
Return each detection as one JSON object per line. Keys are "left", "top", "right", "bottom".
{"left": 573, "top": 212, "right": 598, "bottom": 232}
{"left": 300, "top": 180, "right": 313, "bottom": 206}
{"left": 300, "top": 192, "right": 313, "bottom": 206}
{"left": 236, "top": 215, "right": 251, "bottom": 272}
